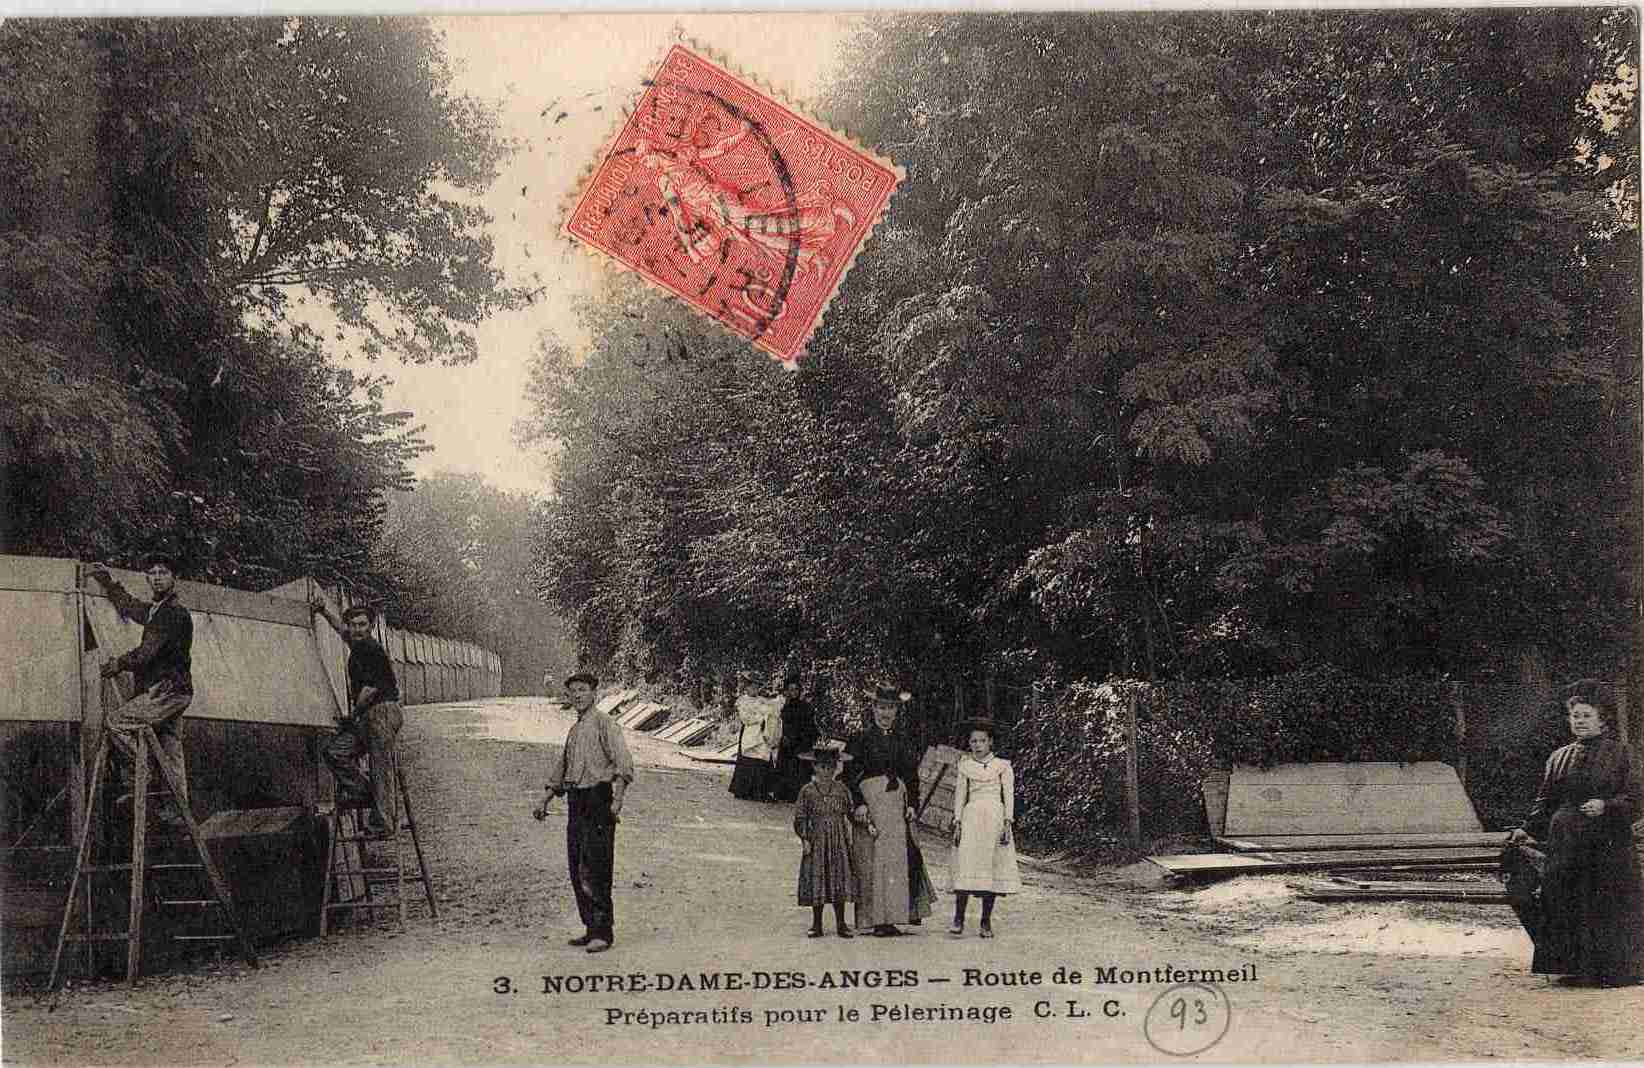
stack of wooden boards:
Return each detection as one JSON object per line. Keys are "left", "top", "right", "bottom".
{"left": 583, "top": 689, "right": 720, "bottom": 755}
{"left": 1148, "top": 762, "right": 1505, "bottom": 886}
{"left": 1289, "top": 874, "right": 1509, "bottom": 904}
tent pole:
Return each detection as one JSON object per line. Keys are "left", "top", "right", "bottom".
{"left": 68, "top": 564, "right": 88, "bottom": 856}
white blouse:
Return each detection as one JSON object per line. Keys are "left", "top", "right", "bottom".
{"left": 953, "top": 755, "right": 1015, "bottom": 824}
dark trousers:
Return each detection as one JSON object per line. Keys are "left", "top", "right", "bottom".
{"left": 567, "top": 782, "right": 618, "bottom": 939}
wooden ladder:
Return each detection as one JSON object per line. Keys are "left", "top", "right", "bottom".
{"left": 45, "top": 727, "right": 257, "bottom": 999}
{"left": 320, "top": 753, "right": 436, "bottom": 935}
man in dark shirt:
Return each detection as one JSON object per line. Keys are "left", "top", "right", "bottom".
{"left": 87, "top": 554, "right": 195, "bottom": 825}
{"left": 311, "top": 599, "right": 404, "bottom": 838}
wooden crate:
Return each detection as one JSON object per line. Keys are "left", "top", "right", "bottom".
{"left": 914, "top": 745, "right": 963, "bottom": 831}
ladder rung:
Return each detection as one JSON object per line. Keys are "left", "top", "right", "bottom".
{"left": 47, "top": 731, "right": 259, "bottom": 988}
{"left": 325, "top": 901, "right": 404, "bottom": 911}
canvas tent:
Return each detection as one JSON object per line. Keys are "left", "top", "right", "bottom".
{"left": 4, "top": 560, "right": 502, "bottom": 981}
{"left": 2, "top": 558, "right": 347, "bottom": 979}
{"left": 263, "top": 583, "right": 502, "bottom": 708}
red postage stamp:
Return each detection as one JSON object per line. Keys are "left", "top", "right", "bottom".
{"left": 562, "top": 44, "right": 902, "bottom": 364}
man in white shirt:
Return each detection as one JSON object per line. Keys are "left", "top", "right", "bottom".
{"left": 538, "top": 673, "right": 635, "bottom": 954}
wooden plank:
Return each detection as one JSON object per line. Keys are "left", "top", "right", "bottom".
{"left": 126, "top": 735, "right": 149, "bottom": 984}
{"left": 595, "top": 689, "right": 639, "bottom": 715}
{"left": 914, "top": 762, "right": 953, "bottom": 828}
{"left": 1224, "top": 761, "right": 1482, "bottom": 837}
{"left": 617, "top": 701, "right": 667, "bottom": 727}
{"left": 1294, "top": 884, "right": 1509, "bottom": 904}
{"left": 1124, "top": 689, "right": 1141, "bottom": 848}
{"left": 1262, "top": 847, "right": 1499, "bottom": 867}
{"left": 1147, "top": 846, "right": 1499, "bottom": 878}
{"left": 675, "top": 725, "right": 718, "bottom": 748}
{"left": 653, "top": 717, "right": 707, "bottom": 742}
{"left": 1230, "top": 762, "right": 1465, "bottom": 785}
{"left": 658, "top": 718, "right": 706, "bottom": 741}
{"left": 1217, "top": 832, "right": 1505, "bottom": 853}
{"left": 1148, "top": 853, "right": 1282, "bottom": 875}
{"left": 200, "top": 806, "right": 306, "bottom": 838}
{"left": 632, "top": 708, "right": 671, "bottom": 732}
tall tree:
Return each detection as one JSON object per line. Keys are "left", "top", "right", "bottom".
{"left": 0, "top": 17, "right": 520, "bottom": 590}
{"left": 521, "top": 10, "right": 1637, "bottom": 703}
{"left": 378, "top": 472, "right": 575, "bottom": 694}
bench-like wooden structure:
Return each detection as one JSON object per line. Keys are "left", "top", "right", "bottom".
{"left": 1150, "top": 762, "right": 1502, "bottom": 880}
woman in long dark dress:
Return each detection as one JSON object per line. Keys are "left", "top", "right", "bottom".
{"left": 1506, "top": 679, "right": 1644, "bottom": 987}
{"left": 772, "top": 676, "right": 819, "bottom": 802}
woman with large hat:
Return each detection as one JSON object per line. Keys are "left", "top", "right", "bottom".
{"left": 843, "top": 686, "right": 936, "bottom": 936}
{"left": 948, "top": 717, "right": 1022, "bottom": 938}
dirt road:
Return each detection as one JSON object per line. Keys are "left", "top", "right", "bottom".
{"left": 7, "top": 699, "right": 1643, "bottom": 1065}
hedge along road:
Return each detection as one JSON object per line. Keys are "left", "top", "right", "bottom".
{"left": 8, "top": 698, "right": 1639, "bottom": 1065}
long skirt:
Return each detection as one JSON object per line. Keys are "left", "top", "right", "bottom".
{"left": 1529, "top": 804, "right": 1644, "bottom": 981}
{"left": 798, "top": 817, "right": 856, "bottom": 906}
{"left": 772, "top": 747, "right": 810, "bottom": 802}
{"left": 728, "top": 755, "right": 771, "bottom": 800}
{"left": 951, "top": 791, "right": 1023, "bottom": 895}
{"left": 849, "top": 775, "right": 934, "bottom": 926}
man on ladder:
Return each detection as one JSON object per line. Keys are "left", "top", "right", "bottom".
{"left": 310, "top": 598, "right": 403, "bottom": 839}
{"left": 50, "top": 553, "right": 255, "bottom": 994}
{"left": 87, "top": 554, "right": 194, "bottom": 828}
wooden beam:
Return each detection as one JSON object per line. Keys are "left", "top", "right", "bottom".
{"left": 1124, "top": 688, "right": 1141, "bottom": 848}
{"left": 1450, "top": 682, "right": 1468, "bottom": 789}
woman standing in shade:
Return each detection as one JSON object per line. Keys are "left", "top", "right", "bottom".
{"left": 1506, "top": 679, "right": 1644, "bottom": 987}
{"left": 948, "top": 719, "right": 1022, "bottom": 938}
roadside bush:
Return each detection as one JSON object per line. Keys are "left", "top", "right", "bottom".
{"left": 1013, "top": 667, "right": 1465, "bottom": 852}
{"left": 1165, "top": 667, "right": 1460, "bottom": 768}
{"left": 1013, "top": 680, "right": 1216, "bottom": 854}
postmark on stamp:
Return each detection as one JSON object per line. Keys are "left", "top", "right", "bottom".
{"left": 561, "top": 44, "right": 902, "bottom": 364}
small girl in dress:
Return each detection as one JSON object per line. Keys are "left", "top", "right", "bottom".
{"left": 794, "top": 745, "right": 856, "bottom": 938}
{"left": 948, "top": 718, "right": 1022, "bottom": 938}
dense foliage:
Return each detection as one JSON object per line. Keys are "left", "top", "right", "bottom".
{"left": 526, "top": 11, "right": 1636, "bottom": 678}
{"left": 1, "top": 18, "right": 522, "bottom": 590}
{"left": 523, "top": 10, "right": 1639, "bottom": 836}
{"left": 375, "top": 474, "right": 576, "bottom": 693}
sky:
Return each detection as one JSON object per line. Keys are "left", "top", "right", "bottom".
{"left": 342, "top": 14, "right": 862, "bottom": 498}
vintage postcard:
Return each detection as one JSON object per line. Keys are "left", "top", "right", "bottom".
{"left": 1, "top": 7, "right": 1640, "bottom": 1067}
